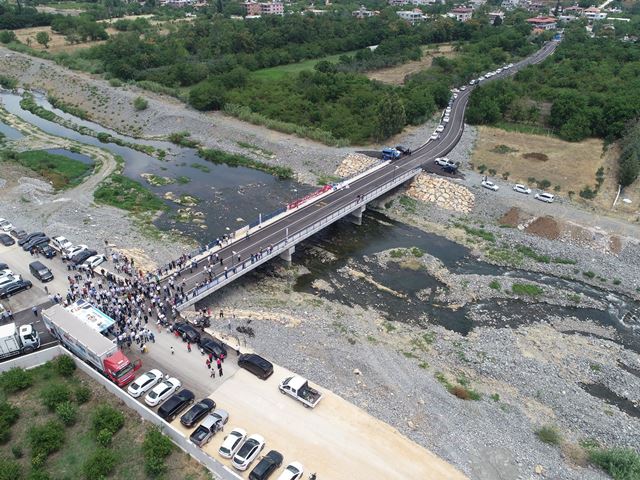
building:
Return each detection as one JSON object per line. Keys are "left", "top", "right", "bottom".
{"left": 353, "top": 5, "right": 375, "bottom": 18}
{"left": 488, "top": 11, "right": 505, "bottom": 23}
{"left": 584, "top": 7, "right": 607, "bottom": 21}
{"left": 242, "top": 1, "right": 284, "bottom": 15}
{"left": 388, "top": 0, "right": 441, "bottom": 5}
{"left": 397, "top": 9, "right": 427, "bottom": 23}
{"left": 159, "top": 0, "right": 197, "bottom": 7}
{"left": 562, "top": 5, "right": 583, "bottom": 16}
{"left": 448, "top": 7, "right": 473, "bottom": 22}
{"left": 526, "top": 16, "right": 557, "bottom": 30}
{"left": 501, "top": 0, "right": 523, "bottom": 10}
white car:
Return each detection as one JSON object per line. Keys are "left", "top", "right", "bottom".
{"left": 481, "top": 179, "right": 499, "bottom": 191}
{"left": 460, "top": 85, "right": 467, "bottom": 91}
{"left": 434, "top": 157, "right": 451, "bottom": 167}
{"left": 0, "top": 274, "right": 20, "bottom": 287}
{"left": 535, "top": 192, "right": 555, "bottom": 203}
{"left": 445, "top": 107, "right": 452, "bottom": 114}
{"left": 451, "top": 88, "right": 460, "bottom": 93}
{"left": 0, "top": 269, "right": 16, "bottom": 281}
{"left": 64, "top": 244, "right": 88, "bottom": 259}
{"left": 128, "top": 369, "right": 163, "bottom": 398}
{"left": 442, "top": 116, "right": 450, "bottom": 123}
{"left": 218, "top": 427, "right": 247, "bottom": 459}
{"left": 277, "top": 462, "right": 305, "bottom": 480}
{"left": 453, "top": 93, "right": 458, "bottom": 99}
{"left": 51, "top": 236, "right": 73, "bottom": 253}
{"left": 0, "top": 219, "right": 13, "bottom": 232}
{"left": 469, "top": 79, "right": 477, "bottom": 85}
{"left": 232, "top": 433, "right": 265, "bottom": 471}
{"left": 508, "top": 63, "right": 514, "bottom": 68}
{"left": 82, "top": 254, "right": 107, "bottom": 270}
{"left": 435, "top": 125, "right": 445, "bottom": 133}
{"left": 144, "top": 377, "right": 181, "bottom": 407}
{"left": 513, "top": 184, "right": 531, "bottom": 195}
{"left": 430, "top": 133, "right": 440, "bottom": 141}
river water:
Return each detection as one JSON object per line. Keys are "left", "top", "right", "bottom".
{"left": 0, "top": 90, "right": 312, "bottom": 240}
{"left": 2, "top": 90, "right": 638, "bottom": 356}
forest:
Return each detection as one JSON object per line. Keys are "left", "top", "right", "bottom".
{"left": 74, "top": 13, "right": 536, "bottom": 143}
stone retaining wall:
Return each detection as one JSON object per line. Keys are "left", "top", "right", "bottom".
{"left": 406, "top": 173, "right": 474, "bottom": 213}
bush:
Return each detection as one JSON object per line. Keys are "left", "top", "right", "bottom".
{"left": 27, "top": 470, "right": 50, "bottom": 480}
{"left": 40, "top": 383, "right": 71, "bottom": 411}
{"left": 55, "top": 401, "right": 77, "bottom": 426}
{"left": 27, "top": 420, "right": 65, "bottom": 458}
{"left": 536, "top": 425, "right": 561, "bottom": 445}
{"left": 108, "top": 78, "right": 122, "bottom": 87}
{"left": 0, "top": 457, "right": 22, "bottom": 480}
{"left": 143, "top": 426, "right": 173, "bottom": 476}
{"left": 133, "top": 96, "right": 148, "bottom": 111}
{"left": 511, "top": 283, "right": 544, "bottom": 297}
{"left": 96, "top": 428, "right": 113, "bottom": 447}
{"left": 83, "top": 448, "right": 117, "bottom": 480}
{"left": 75, "top": 385, "right": 91, "bottom": 404}
{"left": 583, "top": 271, "right": 596, "bottom": 279}
{"left": 588, "top": 447, "right": 640, "bottom": 480}
{"left": 12, "top": 444, "right": 23, "bottom": 459}
{"left": 489, "top": 280, "right": 501, "bottom": 290}
{"left": 53, "top": 355, "right": 76, "bottom": 377}
{"left": 0, "top": 74, "right": 17, "bottom": 89}
{"left": 0, "top": 401, "right": 20, "bottom": 443}
{"left": 0, "top": 368, "right": 33, "bottom": 393}
{"left": 91, "top": 404, "right": 124, "bottom": 437}
{"left": 579, "top": 186, "right": 597, "bottom": 199}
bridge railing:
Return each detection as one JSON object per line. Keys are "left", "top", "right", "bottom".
{"left": 177, "top": 166, "right": 422, "bottom": 308}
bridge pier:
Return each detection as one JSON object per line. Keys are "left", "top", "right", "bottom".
{"left": 348, "top": 205, "right": 366, "bottom": 225}
{"left": 280, "top": 246, "right": 295, "bottom": 264}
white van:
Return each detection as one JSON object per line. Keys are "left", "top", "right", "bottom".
{"left": 534, "top": 192, "right": 555, "bottom": 203}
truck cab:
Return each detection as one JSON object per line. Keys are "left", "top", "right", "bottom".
{"left": 103, "top": 350, "right": 141, "bottom": 387}
{"left": 0, "top": 323, "right": 40, "bottom": 359}
{"left": 278, "top": 375, "right": 323, "bottom": 408}
{"left": 381, "top": 147, "right": 401, "bottom": 161}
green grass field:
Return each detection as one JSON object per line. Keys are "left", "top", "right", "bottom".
{"left": 1, "top": 150, "right": 93, "bottom": 190}
{"left": 250, "top": 51, "right": 357, "bottom": 81}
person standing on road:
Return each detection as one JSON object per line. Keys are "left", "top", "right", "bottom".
{"left": 170, "top": 346, "right": 175, "bottom": 355}
{"left": 187, "top": 342, "right": 191, "bottom": 353}
{"left": 206, "top": 358, "right": 211, "bottom": 369}
{"left": 216, "top": 357, "right": 222, "bottom": 376}
{"left": 209, "top": 368, "right": 215, "bottom": 378}
{"left": 32, "top": 306, "right": 38, "bottom": 317}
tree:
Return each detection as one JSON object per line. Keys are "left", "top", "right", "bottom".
{"left": 374, "top": 93, "right": 406, "bottom": 141}
{"left": 493, "top": 16, "right": 503, "bottom": 27}
{"left": 188, "top": 80, "right": 226, "bottom": 111}
{"left": 0, "top": 30, "right": 16, "bottom": 44}
{"left": 35, "top": 31, "right": 50, "bottom": 48}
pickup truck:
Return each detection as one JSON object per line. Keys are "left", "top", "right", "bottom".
{"left": 278, "top": 375, "right": 323, "bottom": 409}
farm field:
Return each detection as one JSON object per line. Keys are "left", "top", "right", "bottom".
{"left": 250, "top": 50, "right": 358, "bottom": 81}
{"left": 12, "top": 25, "right": 118, "bottom": 53}
{"left": 366, "top": 44, "right": 458, "bottom": 85}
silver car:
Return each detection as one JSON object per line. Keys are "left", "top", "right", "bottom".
{"left": 190, "top": 409, "right": 229, "bottom": 447}
{"left": 535, "top": 192, "right": 555, "bottom": 203}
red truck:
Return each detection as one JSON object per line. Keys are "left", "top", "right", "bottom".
{"left": 42, "top": 304, "right": 140, "bottom": 386}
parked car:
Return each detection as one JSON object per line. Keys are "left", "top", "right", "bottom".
{"left": 218, "top": 428, "right": 247, "bottom": 459}
{"left": 0, "top": 263, "right": 8, "bottom": 271}
{"left": 0, "top": 270, "right": 17, "bottom": 282}
{"left": 158, "top": 389, "right": 195, "bottom": 421}
{"left": 144, "top": 377, "right": 181, "bottom": 407}
{"left": 278, "top": 375, "right": 323, "bottom": 409}
{"left": 190, "top": 409, "right": 229, "bottom": 447}
{"left": 443, "top": 116, "right": 450, "bottom": 123}
{"left": 36, "top": 243, "right": 57, "bottom": 258}
{"left": 51, "top": 236, "right": 73, "bottom": 253}
{"left": 434, "top": 157, "right": 451, "bottom": 167}
{"left": 180, "top": 398, "right": 216, "bottom": 428}
{"left": 436, "top": 158, "right": 457, "bottom": 170}
{"left": 481, "top": 179, "right": 499, "bottom": 191}
{"left": 0, "top": 218, "right": 13, "bottom": 232}
{"left": 0, "top": 234, "right": 15, "bottom": 246}
{"left": 238, "top": 354, "right": 274, "bottom": 380}
{"left": 29, "top": 261, "right": 53, "bottom": 283}
{"left": 64, "top": 244, "right": 88, "bottom": 259}
{"left": 127, "top": 369, "right": 163, "bottom": 398}
{"left": 276, "top": 462, "right": 305, "bottom": 480}
{"left": 81, "top": 254, "right": 106, "bottom": 271}
{"left": 429, "top": 133, "right": 440, "bottom": 141}
{"left": 513, "top": 184, "right": 531, "bottom": 195}
{"left": 435, "top": 125, "right": 445, "bottom": 133}
{"left": 535, "top": 192, "right": 555, "bottom": 203}
{"left": 460, "top": 85, "right": 467, "bottom": 91}
{"left": 442, "top": 163, "right": 459, "bottom": 173}
{"left": 10, "top": 229, "right": 27, "bottom": 241}
{"left": 23, "top": 236, "right": 49, "bottom": 252}
{"left": 0, "top": 279, "right": 32, "bottom": 299}
{"left": 394, "top": 145, "right": 411, "bottom": 156}
{"left": 199, "top": 338, "right": 227, "bottom": 359}
{"left": 18, "top": 232, "right": 45, "bottom": 247}
{"left": 172, "top": 322, "right": 201, "bottom": 344}
{"left": 71, "top": 249, "right": 97, "bottom": 265}
{"left": 232, "top": 434, "right": 266, "bottom": 471}
{"left": 249, "top": 450, "right": 283, "bottom": 480}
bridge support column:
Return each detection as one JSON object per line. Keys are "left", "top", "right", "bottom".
{"left": 280, "top": 246, "right": 295, "bottom": 264}
{"left": 348, "top": 205, "right": 366, "bottom": 225}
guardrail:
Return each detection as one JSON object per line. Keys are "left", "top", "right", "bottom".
{"left": 177, "top": 167, "right": 422, "bottom": 310}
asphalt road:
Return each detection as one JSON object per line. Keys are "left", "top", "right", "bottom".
{"left": 168, "top": 40, "right": 559, "bottom": 303}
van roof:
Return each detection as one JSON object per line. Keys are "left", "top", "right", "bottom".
{"left": 29, "top": 261, "right": 47, "bottom": 269}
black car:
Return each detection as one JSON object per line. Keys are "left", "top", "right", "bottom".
{"left": 18, "top": 232, "right": 45, "bottom": 246}
{"left": 395, "top": 145, "right": 412, "bottom": 156}
{"left": 249, "top": 450, "right": 284, "bottom": 480}
{"left": 199, "top": 338, "right": 227, "bottom": 359}
{"left": 157, "top": 389, "right": 195, "bottom": 422}
{"left": 36, "top": 243, "right": 57, "bottom": 258}
{"left": 0, "top": 234, "right": 14, "bottom": 246}
{"left": 0, "top": 279, "right": 33, "bottom": 299}
{"left": 442, "top": 163, "right": 459, "bottom": 173}
{"left": 0, "top": 263, "right": 8, "bottom": 271}
{"left": 10, "top": 229, "right": 27, "bottom": 240}
{"left": 71, "top": 249, "right": 97, "bottom": 265}
{"left": 23, "top": 236, "right": 50, "bottom": 252}
{"left": 173, "top": 322, "right": 201, "bottom": 344}
{"left": 180, "top": 398, "right": 216, "bottom": 428}
{"left": 238, "top": 354, "right": 274, "bottom": 380}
